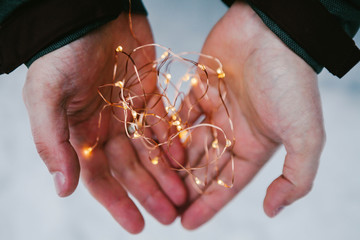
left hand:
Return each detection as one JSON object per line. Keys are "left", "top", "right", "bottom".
{"left": 179, "top": 2, "right": 325, "bottom": 229}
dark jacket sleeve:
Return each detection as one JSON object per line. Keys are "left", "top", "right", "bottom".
{"left": 223, "top": 0, "right": 360, "bottom": 78}
{"left": 0, "top": 0, "right": 147, "bottom": 74}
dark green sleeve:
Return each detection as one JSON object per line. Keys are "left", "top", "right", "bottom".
{"left": 223, "top": 0, "right": 360, "bottom": 75}
{"left": 0, "top": 0, "right": 147, "bottom": 74}
{"left": 0, "top": 0, "right": 31, "bottom": 22}
{"left": 26, "top": 0, "right": 148, "bottom": 67}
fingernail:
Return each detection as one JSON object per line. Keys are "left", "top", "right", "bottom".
{"left": 273, "top": 206, "right": 285, "bottom": 217}
{"left": 52, "top": 172, "right": 65, "bottom": 196}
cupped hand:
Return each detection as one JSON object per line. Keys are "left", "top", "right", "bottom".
{"left": 23, "top": 13, "right": 186, "bottom": 234}
{"left": 180, "top": 2, "right": 325, "bottom": 229}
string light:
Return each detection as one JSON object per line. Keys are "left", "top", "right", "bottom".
{"left": 195, "top": 177, "right": 202, "bottom": 185}
{"left": 115, "top": 80, "right": 124, "bottom": 88}
{"left": 151, "top": 156, "right": 159, "bottom": 165}
{"left": 116, "top": 46, "right": 123, "bottom": 52}
{"left": 216, "top": 68, "right": 225, "bottom": 79}
{"left": 83, "top": 147, "right": 93, "bottom": 157}
{"left": 88, "top": 44, "right": 236, "bottom": 192}
{"left": 212, "top": 139, "right": 219, "bottom": 149}
{"left": 133, "top": 131, "right": 141, "bottom": 139}
{"left": 191, "top": 77, "right": 198, "bottom": 86}
{"left": 217, "top": 179, "right": 225, "bottom": 186}
{"left": 225, "top": 139, "right": 232, "bottom": 147}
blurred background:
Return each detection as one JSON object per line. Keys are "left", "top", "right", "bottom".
{"left": 0, "top": 0, "right": 359, "bottom": 239}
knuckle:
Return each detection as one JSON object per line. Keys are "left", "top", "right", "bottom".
{"left": 296, "top": 181, "right": 313, "bottom": 198}
{"left": 34, "top": 140, "right": 53, "bottom": 166}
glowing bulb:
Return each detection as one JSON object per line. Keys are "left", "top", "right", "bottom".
{"left": 166, "top": 73, "right": 172, "bottom": 80}
{"left": 116, "top": 46, "right": 123, "bottom": 52}
{"left": 216, "top": 68, "right": 225, "bottom": 79}
{"left": 225, "top": 139, "right": 232, "bottom": 147}
{"left": 191, "top": 77, "right": 198, "bottom": 86}
{"left": 122, "top": 102, "right": 128, "bottom": 110}
{"left": 151, "top": 157, "right": 159, "bottom": 165}
{"left": 160, "top": 51, "right": 169, "bottom": 59}
{"left": 198, "top": 64, "right": 206, "bottom": 71}
{"left": 179, "top": 130, "right": 189, "bottom": 143}
{"left": 133, "top": 131, "right": 141, "bottom": 139}
{"left": 217, "top": 179, "right": 224, "bottom": 186}
{"left": 83, "top": 147, "right": 93, "bottom": 157}
{"left": 176, "top": 125, "right": 182, "bottom": 131}
{"left": 131, "top": 110, "right": 137, "bottom": 119}
{"left": 212, "top": 139, "right": 219, "bottom": 149}
{"left": 171, "top": 115, "right": 177, "bottom": 121}
{"left": 115, "top": 81, "right": 124, "bottom": 88}
{"left": 172, "top": 120, "right": 181, "bottom": 126}
{"left": 195, "top": 177, "right": 201, "bottom": 185}
{"left": 182, "top": 74, "right": 190, "bottom": 82}
{"left": 166, "top": 106, "right": 176, "bottom": 114}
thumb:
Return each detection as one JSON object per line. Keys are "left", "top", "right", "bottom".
{"left": 23, "top": 73, "right": 80, "bottom": 197}
{"left": 263, "top": 131, "right": 325, "bottom": 217}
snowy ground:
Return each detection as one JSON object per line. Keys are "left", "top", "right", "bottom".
{"left": 0, "top": 0, "right": 359, "bottom": 239}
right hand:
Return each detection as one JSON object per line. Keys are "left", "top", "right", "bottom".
{"left": 23, "top": 13, "right": 186, "bottom": 234}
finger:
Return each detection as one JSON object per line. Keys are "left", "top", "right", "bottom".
{"left": 131, "top": 133, "right": 187, "bottom": 206}
{"left": 80, "top": 147, "right": 144, "bottom": 234}
{"left": 178, "top": 89, "right": 203, "bottom": 126}
{"left": 181, "top": 156, "right": 261, "bottom": 230}
{"left": 106, "top": 135, "right": 179, "bottom": 225}
{"left": 23, "top": 79, "right": 80, "bottom": 197}
{"left": 263, "top": 132, "right": 325, "bottom": 217}
{"left": 185, "top": 125, "right": 212, "bottom": 169}
{"left": 146, "top": 94, "right": 185, "bottom": 167}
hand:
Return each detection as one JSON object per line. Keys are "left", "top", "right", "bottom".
{"left": 23, "top": 14, "right": 186, "bottom": 234}
{"left": 180, "top": 2, "right": 325, "bottom": 229}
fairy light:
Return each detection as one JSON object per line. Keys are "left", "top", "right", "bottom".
{"left": 151, "top": 156, "right": 159, "bottom": 165}
{"left": 90, "top": 44, "right": 236, "bottom": 192}
{"left": 116, "top": 46, "right": 123, "bottom": 52}
{"left": 115, "top": 81, "right": 124, "bottom": 88}
{"left": 195, "top": 177, "right": 202, "bottom": 185}
{"left": 133, "top": 131, "right": 141, "bottom": 139}
{"left": 225, "top": 139, "right": 232, "bottom": 147}
{"left": 172, "top": 120, "right": 181, "bottom": 126}
{"left": 122, "top": 102, "right": 129, "bottom": 110}
{"left": 191, "top": 77, "right": 198, "bottom": 86}
{"left": 182, "top": 74, "right": 190, "bottom": 82}
{"left": 198, "top": 64, "right": 206, "bottom": 71}
{"left": 212, "top": 139, "right": 219, "bottom": 149}
{"left": 164, "top": 73, "right": 171, "bottom": 84}
{"left": 179, "top": 130, "right": 189, "bottom": 143}
{"left": 131, "top": 110, "right": 137, "bottom": 119}
{"left": 217, "top": 179, "right": 225, "bottom": 186}
{"left": 166, "top": 106, "right": 176, "bottom": 114}
{"left": 83, "top": 147, "right": 93, "bottom": 157}
{"left": 216, "top": 68, "right": 225, "bottom": 79}
{"left": 160, "top": 51, "right": 169, "bottom": 59}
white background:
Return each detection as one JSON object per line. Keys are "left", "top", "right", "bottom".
{"left": 0, "top": 0, "right": 359, "bottom": 239}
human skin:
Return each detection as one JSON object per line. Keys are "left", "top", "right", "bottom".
{"left": 180, "top": 1, "right": 326, "bottom": 229}
{"left": 23, "top": 13, "right": 186, "bottom": 234}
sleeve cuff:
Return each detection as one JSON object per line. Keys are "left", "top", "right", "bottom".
{"left": 248, "top": 2, "right": 323, "bottom": 74}
{"left": 0, "top": 0, "right": 147, "bottom": 74}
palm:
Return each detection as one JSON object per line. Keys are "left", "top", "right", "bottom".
{"left": 181, "top": 2, "right": 325, "bottom": 229}
{"left": 23, "top": 14, "right": 186, "bottom": 233}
